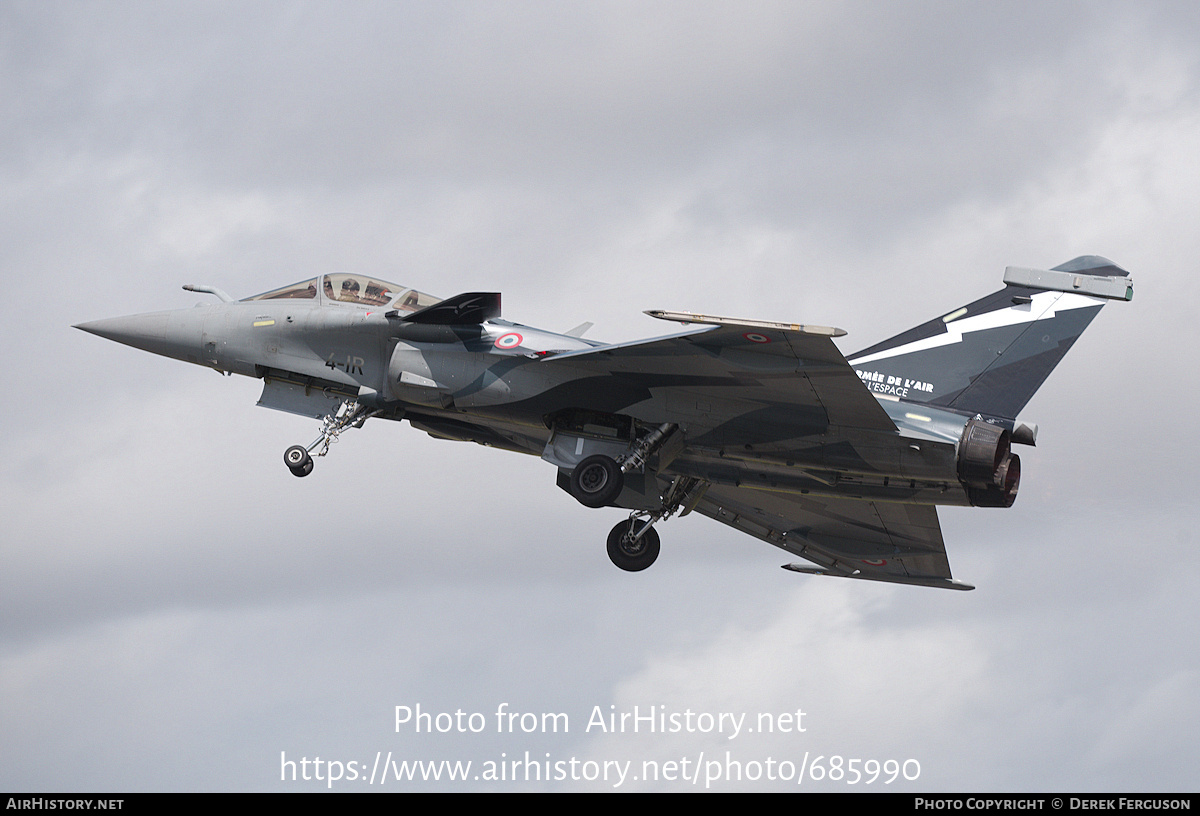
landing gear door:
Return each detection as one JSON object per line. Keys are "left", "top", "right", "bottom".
{"left": 257, "top": 378, "right": 347, "bottom": 419}
{"left": 541, "top": 432, "right": 630, "bottom": 470}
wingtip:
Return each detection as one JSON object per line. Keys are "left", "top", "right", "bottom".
{"left": 782, "top": 562, "right": 975, "bottom": 590}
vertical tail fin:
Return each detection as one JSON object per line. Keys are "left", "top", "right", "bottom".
{"left": 847, "top": 256, "right": 1133, "bottom": 420}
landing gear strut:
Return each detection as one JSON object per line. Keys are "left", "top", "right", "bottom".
{"left": 283, "top": 400, "right": 379, "bottom": 477}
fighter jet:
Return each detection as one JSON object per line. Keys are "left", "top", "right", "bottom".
{"left": 75, "top": 257, "right": 1132, "bottom": 589}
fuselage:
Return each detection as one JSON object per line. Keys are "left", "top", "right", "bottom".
{"left": 76, "top": 273, "right": 998, "bottom": 512}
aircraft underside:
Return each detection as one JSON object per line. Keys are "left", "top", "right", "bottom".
{"left": 274, "top": 389, "right": 1007, "bottom": 581}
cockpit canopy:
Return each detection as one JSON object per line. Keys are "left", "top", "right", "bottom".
{"left": 244, "top": 274, "right": 440, "bottom": 312}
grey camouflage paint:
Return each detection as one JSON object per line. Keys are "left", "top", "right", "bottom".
{"left": 75, "top": 256, "right": 1132, "bottom": 589}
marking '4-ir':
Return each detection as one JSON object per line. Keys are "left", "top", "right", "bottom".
{"left": 327, "top": 352, "right": 365, "bottom": 376}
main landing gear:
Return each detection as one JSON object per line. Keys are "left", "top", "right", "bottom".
{"left": 599, "top": 474, "right": 704, "bottom": 572}
{"left": 283, "top": 400, "right": 379, "bottom": 477}
{"left": 561, "top": 421, "right": 701, "bottom": 573}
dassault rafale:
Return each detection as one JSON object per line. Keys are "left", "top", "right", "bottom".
{"left": 76, "top": 256, "right": 1132, "bottom": 589}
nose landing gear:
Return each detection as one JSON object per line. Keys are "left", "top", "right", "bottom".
{"left": 282, "top": 400, "right": 379, "bottom": 477}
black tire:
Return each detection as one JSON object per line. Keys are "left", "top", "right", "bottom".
{"left": 284, "top": 445, "right": 311, "bottom": 470}
{"left": 569, "top": 454, "right": 624, "bottom": 508}
{"left": 606, "top": 519, "right": 660, "bottom": 572}
{"left": 289, "top": 459, "right": 314, "bottom": 478}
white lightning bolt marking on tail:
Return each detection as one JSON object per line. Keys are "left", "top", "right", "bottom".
{"left": 847, "top": 291, "right": 1104, "bottom": 366}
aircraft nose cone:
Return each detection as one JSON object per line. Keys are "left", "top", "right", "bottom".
{"left": 74, "top": 310, "right": 208, "bottom": 366}
{"left": 75, "top": 314, "right": 169, "bottom": 346}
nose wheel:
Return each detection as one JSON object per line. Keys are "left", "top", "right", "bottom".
{"left": 284, "top": 445, "right": 313, "bottom": 477}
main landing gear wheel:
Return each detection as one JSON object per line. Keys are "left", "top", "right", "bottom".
{"left": 569, "top": 454, "right": 624, "bottom": 508}
{"left": 284, "top": 445, "right": 313, "bottom": 478}
{"left": 607, "top": 519, "right": 660, "bottom": 572}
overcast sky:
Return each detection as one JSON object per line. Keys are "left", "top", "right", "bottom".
{"left": 3, "top": 0, "right": 1199, "bottom": 792}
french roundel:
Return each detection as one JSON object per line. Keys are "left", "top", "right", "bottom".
{"left": 494, "top": 332, "right": 523, "bottom": 350}
{"left": 861, "top": 559, "right": 887, "bottom": 566}
{"left": 742, "top": 332, "right": 771, "bottom": 344}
